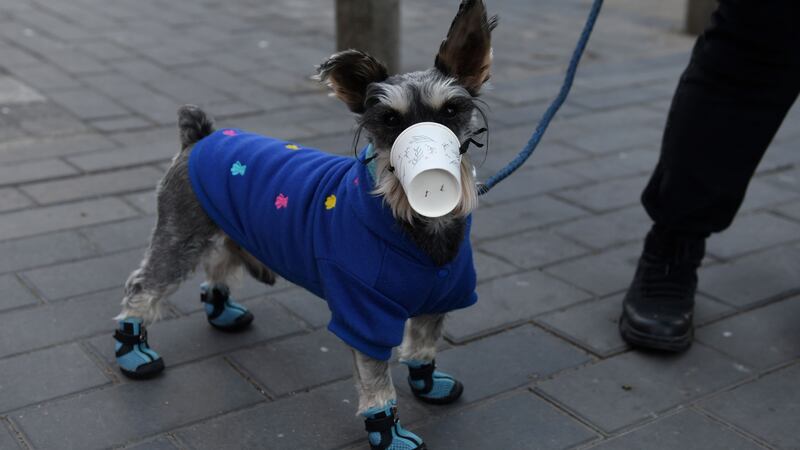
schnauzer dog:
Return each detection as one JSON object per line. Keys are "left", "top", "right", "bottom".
{"left": 113, "top": 1, "right": 496, "bottom": 448}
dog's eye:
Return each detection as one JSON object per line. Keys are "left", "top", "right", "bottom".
{"left": 441, "top": 105, "right": 458, "bottom": 118}
{"left": 383, "top": 111, "right": 400, "bottom": 125}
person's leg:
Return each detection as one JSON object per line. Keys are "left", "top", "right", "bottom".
{"left": 621, "top": 0, "right": 800, "bottom": 351}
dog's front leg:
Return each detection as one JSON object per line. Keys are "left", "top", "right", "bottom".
{"left": 352, "top": 350, "right": 425, "bottom": 450}
{"left": 398, "top": 314, "right": 464, "bottom": 405}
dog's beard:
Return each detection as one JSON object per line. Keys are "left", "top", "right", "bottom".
{"left": 370, "top": 148, "right": 478, "bottom": 225}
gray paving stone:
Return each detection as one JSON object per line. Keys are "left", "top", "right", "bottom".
{"left": 88, "top": 297, "right": 305, "bottom": 368}
{"left": 123, "top": 436, "right": 178, "bottom": 450}
{"left": 90, "top": 116, "right": 151, "bottom": 132}
{"left": 270, "top": 287, "right": 331, "bottom": 329}
{"left": 0, "top": 158, "right": 78, "bottom": 186}
{"left": 123, "top": 191, "right": 157, "bottom": 215}
{"left": 22, "top": 248, "right": 143, "bottom": 300}
{"left": 444, "top": 270, "right": 592, "bottom": 343}
{"left": 559, "top": 147, "right": 659, "bottom": 182}
{"left": 0, "top": 274, "right": 39, "bottom": 312}
{"left": 477, "top": 138, "right": 587, "bottom": 174}
{"left": 67, "top": 141, "right": 176, "bottom": 172}
{"left": 79, "top": 216, "right": 153, "bottom": 253}
{"left": 414, "top": 391, "right": 598, "bottom": 450}
{"left": 479, "top": 166, "right": 588, "bottom": 206}
{"left": 700, "top": 363, "right": 800, "bottom": 450}
{"left": 0, "top": 230, "right": 95, "bottom": 274}
{"left": 478, "top": 229, "right": 589, "bottom": 269}
{"left": 0, "top": 343, "right": 109, "bottom": 413}
{"left": 554, "top": 206, "right": 652, "bottom": 250}
{"left": 0, "top": 188, "right": 31, "bottom": 212}
{"left": 0, "top": 198, "right": 138, "bottom": 241}
{"left": 19, "top": 112, "right": 89, "bottom": 137}
{"left": 738, "top": 177, "right": 799, "bottom": 213}
{"left": 555, "top": 175, "right": 649, "bottom": 213}
{"left": 12, "top": 358, "right": 263, "bottom": 450}
{"left": 535, "top": 345, "right": 752, "bottom": 433}
{"left": 585, "top": 409, "right": 763, "bottom": 450}
{"left": 21, "top": 166, "right": 162, "bottom": 204}
{"left": 231, "top": 328, "right": 351, "bottom": 396}
{"left": 177, "top": 379, "right": 426, "bottom": 450}
{"left": 696, "top": 296, "right": 800, "bottom": 370}
{"left": 706, "top": 213, "right": 800, "bottom": 260}
{"left": 537, "top": 293, "right": 734, "bottom": 357}
{"left": 472, "top": 249, "right": 518, "bottom": 281}
{"left": 571, "top": 85, "right": 668, "bottom": 111}
{"left": 471, "top": 195, "right": 587, "bottom": 240}
{"left": 399, "top": 325, "right": 590, "bottom": 404}
{"left": 0, "top": 288, "right": 123, "bottom": 359}
{"left": 0, "top": 133, "right": 114, "bottom": 164}
{"left": 544, "top": 245, "right": 640, "bottom": 297}
{"left": 567, "top": 125, "right": 663, "bottom": 155}
{"left": 48, "top": 88, "right": 128, "bottom": 120}
{"left": 4, "top": 63, "right": 82, "bottom": 92}
{"left": 699, "top": 246, "right": 800, "bottom": 308}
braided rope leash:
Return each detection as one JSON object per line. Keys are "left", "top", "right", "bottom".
{"left": 478, "top": 0, "right": 604, "bottom": 195}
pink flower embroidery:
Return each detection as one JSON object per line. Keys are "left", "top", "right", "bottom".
{"left": 353, "top": 177, "right": 359, "bottom": 186}
{"left": 274, "top": 193, "right": 288, "bottom": 209}
{"left": 222, "top": 129, "right": 237, "bottom": 136}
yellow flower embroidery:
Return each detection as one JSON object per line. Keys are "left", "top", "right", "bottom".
{"left": 285, "top": 144, "right": 300, "bottom": 150}
{"left": 324, "top": 195, "right": 337, "bottom": 210}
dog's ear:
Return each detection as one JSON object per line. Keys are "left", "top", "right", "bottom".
{"left": 315, "top": 50, "right": 389, "bottom": 113}
{"left": 435, "top": 0, "right": 498, "bottom": 96}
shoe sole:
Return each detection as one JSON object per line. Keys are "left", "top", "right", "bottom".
{"left": 208, "top": 310, "right": 254, "bottom": 332}
{"left": 412, "top": 380, "right": 464, "bottom": 405}
{"left": 619, "top": 315, "right": 692, "bottom": 353}
{"left": 120, "top": 357, "right": 165, "bottom": 380}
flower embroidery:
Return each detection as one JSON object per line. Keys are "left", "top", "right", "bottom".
{"left": 230, "top": 161, "right": 247, "bottom": 176}
{"left": 274, "top": 193, "right": 288, "bottom": 209}
{"left": 285, "top": 144, "right": 300, "bottom": 150}
{"left": 324, "top": 194, "right": 336, "bottom": 210}
{"left": 353, "top": 177, "right": 359, "bottom": 186}
{"left": 222, "top": 129, "right": 237, "bottom": 136}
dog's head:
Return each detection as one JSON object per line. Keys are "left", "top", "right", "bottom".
{"left": 315, "top": 0, "right": 497, "bottom": 224}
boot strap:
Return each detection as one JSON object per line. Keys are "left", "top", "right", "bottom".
{"left": 408, "top": 361, "right": 436, "bottom": 395}
{"left": 364, "top": 407, "right": 398, "bottom": 433}
{"left": 201, "top": 285, "right": 229, "bottom": 319}
{"left": 113, "top": 327, "right": 148, "bottom": 357}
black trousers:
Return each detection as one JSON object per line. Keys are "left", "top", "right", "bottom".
{"left": 642, "top": 0, "right": 800, "bottom": 237}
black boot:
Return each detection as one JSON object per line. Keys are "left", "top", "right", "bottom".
{"left": 619, "top": 226, "right": 705, "bottom": 352}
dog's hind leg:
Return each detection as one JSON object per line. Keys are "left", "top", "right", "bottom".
{"left": 199, "top": 237, "right": 263, "bottom": 332}
{"left": 398, "top": 314, "right": 464, "bottom": 405}
{"left": 114, "top": 150, "right": 219, "bottom": 379}
{"left": 352, "top": 350, "right": 426, "bottom": 450}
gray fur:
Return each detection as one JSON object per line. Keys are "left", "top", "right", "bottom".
{"left": 398, "top": 314, "right": 446, "bottom": 363}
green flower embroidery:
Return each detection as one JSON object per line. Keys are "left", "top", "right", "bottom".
{"left": 230, "top": 161, "right": 247, "bottom": 176}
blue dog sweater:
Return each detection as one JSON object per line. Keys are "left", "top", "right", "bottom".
{"left": 188, "top": 129, "right": 478, "bottom": 360}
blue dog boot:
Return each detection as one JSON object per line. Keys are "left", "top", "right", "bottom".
{"left": 404, "top": 360, "right": 463, "bottom": 405}
{"left": 363, "top": 401, "right": 426, "bottom": 450}
{"left": 114, "top": 318, "right": 164, "bottom": 380}
{"left": 201, "top": 282, "right": 253, "bottom": 331}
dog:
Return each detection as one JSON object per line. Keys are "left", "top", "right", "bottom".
{"left": 112, "top": 1, "right": 496, "bottom": 448}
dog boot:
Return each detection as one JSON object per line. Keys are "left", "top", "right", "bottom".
{"left": 201, "top": 282, "right": 254, "bottom": 331}
{"left": 363, "top": 400, "right": 426, "bottom": 450}
{"left": 403, "top": 360, "right": 463, "bottom": 405}
{"left": 114, "top": 318, "right": 164, "bottom": 379}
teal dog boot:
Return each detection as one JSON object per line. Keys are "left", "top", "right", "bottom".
{"left": 201, "top": 282, "right": 254, "bottom": 331}
{"left": 114, "top": 318, "right": 164, "bottom": 379}
{"left": 363, "top": 401, "right": 426, "bottom": 450}
{"left": 404, "top": 360, "right": 463, "bottom": 405}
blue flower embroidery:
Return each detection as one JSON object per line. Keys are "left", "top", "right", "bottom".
{"left": 230, "top": 161, "right": 247, "bottom": 176}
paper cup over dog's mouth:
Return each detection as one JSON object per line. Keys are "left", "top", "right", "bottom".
{"left": 390, "top": 122, "right": 462, "bottom": 218}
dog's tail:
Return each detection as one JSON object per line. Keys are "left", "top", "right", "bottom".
{"left": 178, "top": 104, "right": 214, "bottom": 149}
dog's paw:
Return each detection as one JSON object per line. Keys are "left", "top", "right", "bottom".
{"left": 404, "top": 360, "right": 464, "bottom": 405}
{"left": 114, "top": 318, "right": 164, "bottom": 380}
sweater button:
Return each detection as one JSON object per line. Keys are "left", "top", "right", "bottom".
{"left": 437, "top": 269, "right": 449, "bottom": 278}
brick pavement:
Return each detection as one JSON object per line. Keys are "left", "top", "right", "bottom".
{"left": 0, "top": 0, "right": 798, "bottom": 449}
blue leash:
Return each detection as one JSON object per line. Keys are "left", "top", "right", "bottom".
{"left": 478, "top": 0, "right": 604, "bottom": 195}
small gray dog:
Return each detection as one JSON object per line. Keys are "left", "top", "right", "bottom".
{"left": 113, "top": 1, "right": 496, "bottom": 448}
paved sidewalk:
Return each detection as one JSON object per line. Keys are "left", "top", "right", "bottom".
{"left": 1, "top": 0, "right": 799, "bottom": 449}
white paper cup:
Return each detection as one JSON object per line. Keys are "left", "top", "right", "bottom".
{"left": 390, "top": 122, "right": 462, "bottom": 218}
